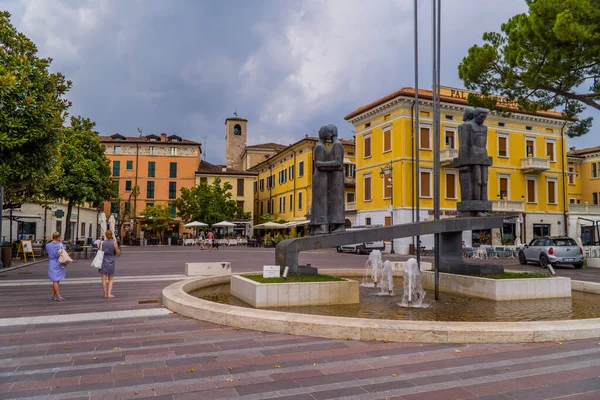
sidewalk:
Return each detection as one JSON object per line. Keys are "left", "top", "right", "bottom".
{"left": 1, "top": 248, "right": 599, "bottom": 399}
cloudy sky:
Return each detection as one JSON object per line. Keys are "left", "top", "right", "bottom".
{"left": 3, "top": 0, "right": 597, "bottom": 164}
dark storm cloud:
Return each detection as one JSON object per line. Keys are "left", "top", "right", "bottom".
{"left": 3, "top": 0, "right": 597, "bottom": 165}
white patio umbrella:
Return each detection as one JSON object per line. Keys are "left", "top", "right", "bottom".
{"left": 254, "top": 221, "right": 286, "bottom": 229}
{"left": 99, "top": 212, "right": 107, "bottom": 239}
{"left": 108, "top": 214, "right": 116, "bottom": 234}
{"left": 184, "top": 221, "right": 208, "bottom": 228}
{"left": 212, "top": 221, "right": 236, "bottom": 228}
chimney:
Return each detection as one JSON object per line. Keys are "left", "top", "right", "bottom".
{"left": 305, "top": 134, "right": 308, "bottom": 138}
{"left": 569, "top": 146, "right": 576, "bottom": 152}
{"left": 161, "top": 133, "right": 167, "bottom": 142}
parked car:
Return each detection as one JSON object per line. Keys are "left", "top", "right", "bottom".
{"left": 336, "top": 228, "right": 386, "bottom": 254}
{"left": 518, "top": 236, "right": 584, "bottom": 269}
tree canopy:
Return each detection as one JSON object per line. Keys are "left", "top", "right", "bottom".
{"left": 458, "top": 0, "right": 600, "bottom": 137}
{"left": 48, "top": 116, "right": 116, "bottom": 240}
{"left": 171, "top": 178, "right": 249, "bottom": 226}
{"left": 140, "top": 204, "right": 172, "bottom": 243}
{"left": 0, "top": 11, "right": 72, "bottom": 205}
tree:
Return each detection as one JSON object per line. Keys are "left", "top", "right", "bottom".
{"left": 458, "top": 0, "right": 600, "bottom": 137}
{"left": 0, "top": 11, "right": 72, "bottom": 206}
{"left": 172, "top": 178, "right": 248, "bottom": 226}
{"left": 115, "top": 185, "right": 139, "bottom": 239}
{"left": 48, "top": 116, "right": 115, "bottom": 241}
{"left": 140, "top": 204, "right": 172, "bottom": 244}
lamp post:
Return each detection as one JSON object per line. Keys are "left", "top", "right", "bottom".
{"left": 0, "top": 186, "right": 3, "bottom": 268}
{"left": 379, "top": 163, "right": 394, "bottom": 254}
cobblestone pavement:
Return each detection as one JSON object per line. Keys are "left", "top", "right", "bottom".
{"left": 1, "top": 247, "right": 599, "bottom": 399}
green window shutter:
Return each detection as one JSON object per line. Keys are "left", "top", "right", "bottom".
{"left": 124, "top": 202, "right": 131, "bottom": 214}
{"left": 170, "top": 205, "right": 176, "bottom": 218}
{"left": 126, "top": 160, "right": 133, "bottom": 170}
{"left": 113, "top": 161, "right": 120, "bottom": 177}
{"left": 125, "top": 180, "right": 132, "bottom": 191}
{"left": 169, "top": 182, "right": 176, "bottom": 199}
{"left": 147, "top": 181, "right": 154, "bottom": 198}
{"left": 110, "top": 201, "right": 119, "bottom": 214}
{"left": 170, "top": 162, "right": 177, "bottom": 178}
{"left": 148, "top": 162, "right": 155, "bottom": 178}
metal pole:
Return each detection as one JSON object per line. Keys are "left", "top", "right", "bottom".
{"left": 414, "top": 0, "right": 421, "bottom": 267}
{"left": 0, "top": 186, "right": 3, "bottom": 268}
{"left": 432, "top": 0, "right": 441, "bottom": 301}
{"left": 9, "top": 207, "right": 13, "bottom": 243}
{"left": 390, "top": 165, "right": 395, "bottom": 253}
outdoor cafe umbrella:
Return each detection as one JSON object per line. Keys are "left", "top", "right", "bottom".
{"left": 184, "top": 221, "right": 208, "bottom": 228}
{"left": 253, "top": 221, "right": 286, "bottom": 229}
{"left": 108, "top": 214, "right": 116, "bottom": 234}
{"left": 99, "top": 212, "right": 107, "bottom": 239}
{"left": 212, "top": 221, "right": 236, "bottom": 228}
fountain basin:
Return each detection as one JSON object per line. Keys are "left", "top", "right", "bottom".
{"left": 162, "top": 270, "right": 600, "bottom": 343}
{"left": 231, "top": 275, "right": 359, "bottom": 308}
{"left": 420, "top": 271, "right": 571, "bottom": 301}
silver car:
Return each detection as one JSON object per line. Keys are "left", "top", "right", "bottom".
{"left": 518, "top": 236, "right": 584, "bottom": 269}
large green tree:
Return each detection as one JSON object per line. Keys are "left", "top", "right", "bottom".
{"left": 458, "top": 0, "right": 600, "bottom": 137}
{"left": 172, "top": 178, "right": 249, "bottom": 226}
{"left": 0, "top": 11, "right": 72, "bottom": 206}
{"left": 49, "top": 116, "right": 115, "bottom": 241}
{"left": 140, "top": 204, "right": 172, "bottom": 244}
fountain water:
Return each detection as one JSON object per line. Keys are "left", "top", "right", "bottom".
{"left": 377, "top": 260, "right": 394, "bottom": 296}
{"left": 360, "top": 250, "right": 382, "bottom": 288}
{"left": 399, "top": 258, "right": 427, "bottom": 307}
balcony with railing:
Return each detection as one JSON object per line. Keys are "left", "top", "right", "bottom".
{"left": 441, "top": 148, "right": 459, "bottom": 167}
{"left": 346, "top": 202, "right": 356, "bottom": 211}
{"left": 520, "top": 157, "right": 550, "bottom": 173}
{"left": 492, "top": 199, "right": 525, "bottom": 213}
{"left": 569, "top": 204, "right": 600, "bottom": 215}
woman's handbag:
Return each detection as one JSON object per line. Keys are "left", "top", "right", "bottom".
{"left": 91, "top": 242, "right": 104, "bottom": 269}
{"left": 58, "top": 244, "right": 73, "bottom": 265}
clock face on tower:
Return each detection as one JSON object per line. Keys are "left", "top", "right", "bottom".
{"left": 234, "top": 124, "right": 242, "bottom": 136}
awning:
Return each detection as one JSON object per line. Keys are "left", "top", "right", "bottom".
{"left": 254, "top": 221, "right": 286, "bottom": 229}
{"left": 2, "top": 210, "right": 42, "bottom": 220}
{"left": 284, "top": 220, "right": 310, "bottom": 228}
{"left": 184, "top": 221, "right": 208, "bottom": 227}
{"left": 213, "top": 221, "right": 236, "bottom": 227}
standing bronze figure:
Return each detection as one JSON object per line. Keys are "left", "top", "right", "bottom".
{"left": 310, "top": 125, "right": 345, "bottom": 234}
{"left": 454, "top": 108, "right": 492, "bottom": 216}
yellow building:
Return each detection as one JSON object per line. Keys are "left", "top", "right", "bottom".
{"left": 566, "top": 146, "right": 600, "bottom": 244}
{"left": 344, "top": 86, "right": 570, "bottom": 250}
{"left": 250, "top": 135, "right": 356, "bottom": 226}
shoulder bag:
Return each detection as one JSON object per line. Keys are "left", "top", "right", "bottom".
{"left": 58, "top": 244, "right": 73, "bottom": 265}
{"left": 91, "top": 241, "right": 104, "bottom": 269}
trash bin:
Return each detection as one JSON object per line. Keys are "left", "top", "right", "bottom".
{"left": 1, "top": 247, "right": 12, "bottom": 268}
{"left": 168, "top": 237, "right": 172, "bottom": 246}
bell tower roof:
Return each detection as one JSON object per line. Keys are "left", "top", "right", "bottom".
{"left": 225, "top": 112, "right": 248, "bottom": 123}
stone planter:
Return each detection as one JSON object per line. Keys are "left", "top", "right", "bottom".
{"left": 231, "top": 275, "right": 359, "bottom": 308}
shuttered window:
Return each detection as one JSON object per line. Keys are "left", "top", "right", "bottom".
{"left": 527, "top": 179, "right": 536, "bottom": 203}
{"left": 383, "top": 129, "right": 391, "bottom": 152}
{"left": 446, "top": 173, "right": 456, "bottom": 199}
{"left": 148, "top": 162, "right": 155, "bottom": 178}
{"left": 112, "top": 161, "right": 120, "bottom": 177}
{"left": 364, "top": 136, "right": 372, "bottom": 157}
{"left": 170, "top": 162, "right": 177, "bottom": 178}
{"left": 546, "top": 142, "right": 555, "bottom": 161}
{"left": 364, "top": 175, "right": 372, "bottom": 201}
{"left": 548, "top": 180, "right": 556, "bottom": 204}
{"left": 147, "top": 181, "right": 155, "bottom": 199}
{"left": 499, "top": 177, "right": 508, "bottom": 198}
{"left": 445, "top": 130, "right": 455, "bottom": 149}
{"left": 237, "top": 179, "right": 244, "bottom": 196}
{"left": 420, "top": 171, "right": 431, "bottom": 197}
{"left": 498, "top": 136, "right": 507, "bottom": 156}
{"left": 526, "top": 140, "right": 535, "bottom": 156}
{"left": 420, "top": 127, "right": 430, "bottom": 149}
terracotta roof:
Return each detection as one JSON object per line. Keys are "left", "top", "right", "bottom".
{"left": 344, "top": 87, "right": 565, "bottom": 121}
{"left": 196, "top": 160, "right": 256, "bottom": 176}
{"left": 245, "top": 142, "right": 289, "bottom": 151}
{"left": 99, "top": 134, "right": 200, "bottom": 145}
{"left": 567, "top": 146, "right": 600, "bottom": 157}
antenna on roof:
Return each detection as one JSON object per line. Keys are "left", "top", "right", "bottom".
{"left": 137, "top": 127, "right": 143, "bottom": 137}
{"left": 234, "top": 109, "right": 238, "bottom": 117}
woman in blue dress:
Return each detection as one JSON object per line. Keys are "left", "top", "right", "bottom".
{"left": 99, "top": 229, "right": 121, "bottom": 298}
{"left": 46, "top": 231, "right": 66, "bottom": 301}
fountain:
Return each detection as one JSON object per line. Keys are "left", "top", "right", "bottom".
{"left": 399, "top": 258, "right": 426, "bottom": 307}
{"left": 377, "top": 260, "right": 394, "bottom": 296}
{"left": 360, "top": 250, "right": 382, "bottom": 288}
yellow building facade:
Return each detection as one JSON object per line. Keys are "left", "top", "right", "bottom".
{"left": 250, "top": 136, "right": 356, "bottom": 225}
{"left": 345, "top": 86, "right": 570, "bottom": 250}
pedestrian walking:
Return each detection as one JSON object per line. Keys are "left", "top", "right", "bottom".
{"left": 207, "top": 230, "right": 214, "bottom": 251}
{"left": 199, "top": 231, "right": 206, "bottom": 250}
{"left": 46, "top": 231, "right": 67, "bottom": 301}
{"left": 99, "top": 229, "right": 121, "bottom": 298}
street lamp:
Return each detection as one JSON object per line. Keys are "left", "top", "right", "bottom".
{"left": 379, "top": 163, "right": 394, "bottom": 254}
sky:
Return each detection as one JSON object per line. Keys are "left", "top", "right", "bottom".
{"left": 2, "top": 0, "right": 597, "bottom": 164}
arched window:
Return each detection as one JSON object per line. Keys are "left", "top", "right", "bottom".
{"left": 234, "top": 124, "right": 242, "bottom": 136}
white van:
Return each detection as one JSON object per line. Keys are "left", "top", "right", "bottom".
{"left": 336, "top": 227, "right": 386, "bottom": 255}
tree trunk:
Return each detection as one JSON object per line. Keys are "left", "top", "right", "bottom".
{"left": 64, "top": 202, "right": 74, "bottom": 242}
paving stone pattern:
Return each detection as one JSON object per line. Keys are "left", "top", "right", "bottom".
{"left": 1, "top": 247, "right": 600, "bottom": 399}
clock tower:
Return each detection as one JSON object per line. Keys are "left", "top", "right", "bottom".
{"left": 225, "top": 113, "right": 247, "bottom": 171}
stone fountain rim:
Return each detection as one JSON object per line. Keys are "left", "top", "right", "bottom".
{"left": 161, "top": 270, "right": 600, "bottom": 344}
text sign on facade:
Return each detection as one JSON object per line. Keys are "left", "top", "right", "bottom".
{"left": 263, "top": 265, "right": 280, "bottom": 278}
